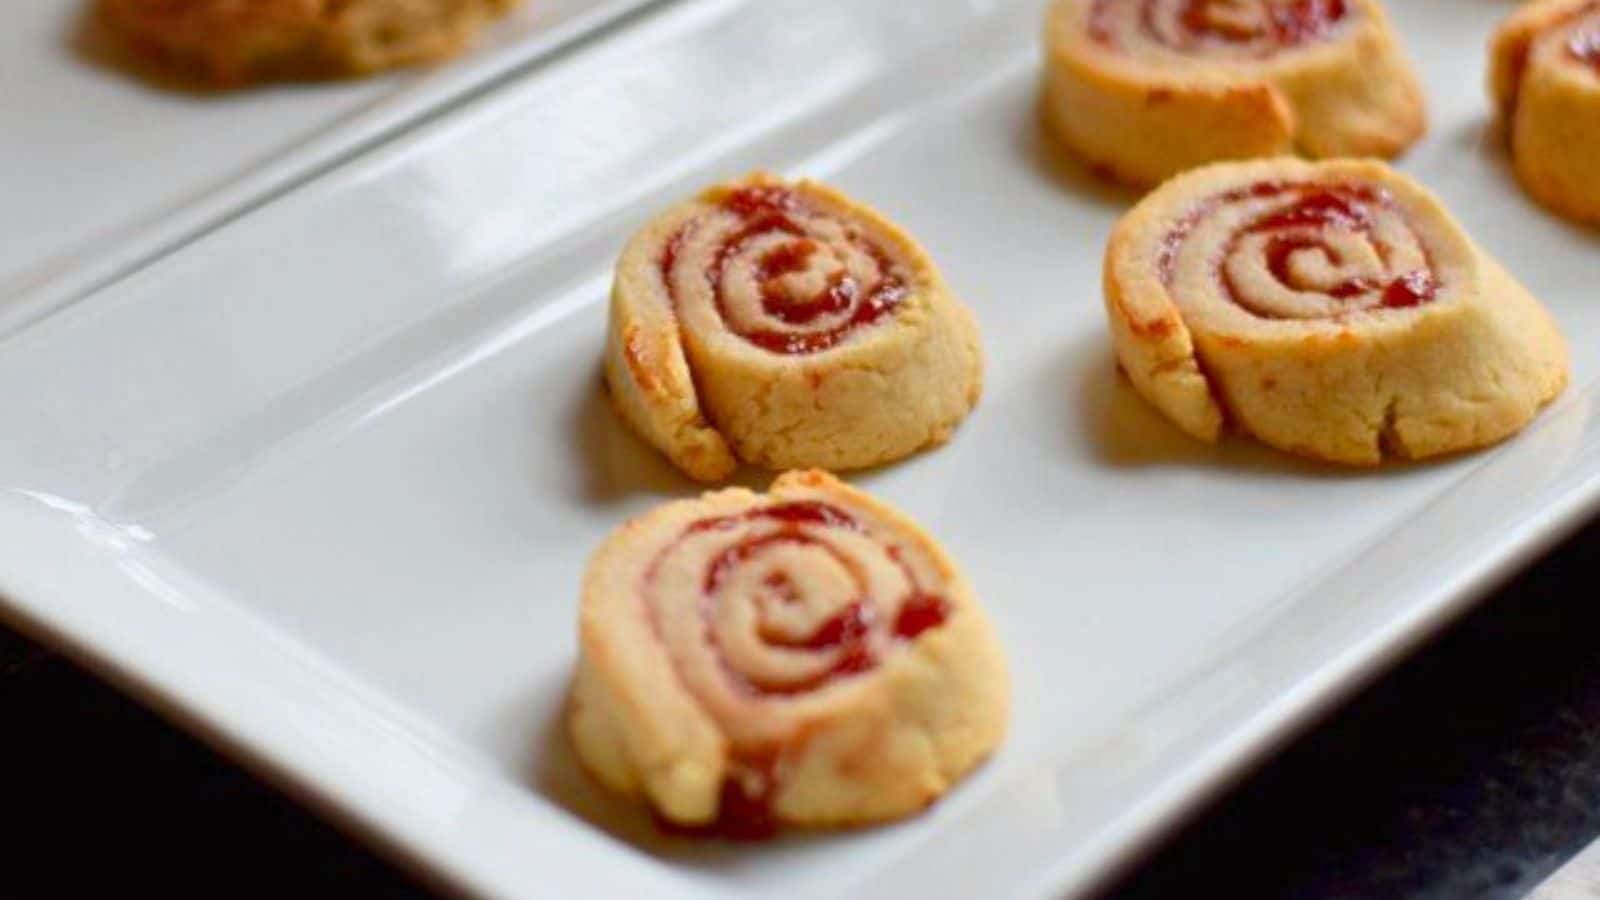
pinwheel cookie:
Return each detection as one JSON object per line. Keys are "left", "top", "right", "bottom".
{"left": 605, "top": 174, "right": 983, "bottom": 482}
{"left": 1104, "top": 158, "right": 1567, "bottom": 464}
{"left": 1491, "top": 0, "right": 1600, "bottom": 224}
{"left": 1042, "top": 0, "right": 1426, "bottom": 186}
{"left": 97, "top": 0, "right": 521, "bottom": 85}
{"left": 568, "top": 470, "right": 1008, "bottom": 834}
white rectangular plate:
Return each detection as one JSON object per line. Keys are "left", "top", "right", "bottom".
{"left": 3, "top": 1, "right": 1599, "bottom": 897}
{"left": 0, "top": 0, "right": 659, "bottom": 314}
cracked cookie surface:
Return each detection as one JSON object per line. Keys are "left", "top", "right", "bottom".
{"left": 1103, "top": 158, "right": 1567, "bottom": 464}
{"left": 568, "top": 470, "right": 1009, "bottom": 833}
{"left": 604, "top": 173, "right": 983, "bottom": 482}
{"left": 1042, "top": 0, "right": 1425, "bottom": 187}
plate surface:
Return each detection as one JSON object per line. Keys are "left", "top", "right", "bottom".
{"left": 3, "top": 1, "right": 1600, "bottom": 898}
{"left": 0, "top": 0, "right": 659, "bottom": 316}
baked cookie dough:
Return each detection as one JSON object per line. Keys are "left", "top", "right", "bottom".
{"left": 605, "top": 173, "right": 983, "bottom": 482}
{"left": 1491, "top": 0, "right": 1600, "bottom": 224}
{"left": 1042, "top": 0, "right": 1426, "bottom": 187}
{"left": 1104, "top": 158, "right": 1568, "bottom": 464}
{"left": 569, "top": 470, "right": 1009, "bottom": 834}
{"left": 97, "top": 0, "right": 521, "bottom": 85}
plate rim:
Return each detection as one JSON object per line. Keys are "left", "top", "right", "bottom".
{"left": 4, "top": 396, "right": 1596, "bottom": 900}
{"left": 0, "top": 0, "right": 671, "bottom": 339}
{"left": 4, "top": 0, "right": 1600, "bottom": 896}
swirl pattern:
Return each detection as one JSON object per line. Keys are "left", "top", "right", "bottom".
{"left": 1491, "top": 0, "right": 1600, "bottom": 223}
{"left": 569, "top": 471, "right": 1008, "bottom": 834}
{"left": 605, "top": 174, "right": 982, "bottom": 482}
{"left": 1104, "top": 159, "right": 1567, "bottom": 464}
{"left": 1090, "top": 0, "right": 1351, "bottom": 58}
{"left": 1159, "top": 182, "right": 1438, "bottom": 321}
{"left": 647, "top": 500, "right": 949, "bottom": 704}
{"left": 1043, "top": 0, "right": 1424, "bottom": 185}
{"left": 660, "top": 185, "right": 909, "bottom": 355}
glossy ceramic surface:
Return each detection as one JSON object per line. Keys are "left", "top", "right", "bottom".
{"left": 0, "top": 0, "right": 661, "bottom": 320}
{"left": 1, "top": 1, "right": 1597, "bottom": 897}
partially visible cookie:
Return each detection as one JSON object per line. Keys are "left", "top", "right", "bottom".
{"left": 1490, "top": 0, "right": 1600, "bottom": 224}
{"left": 1103, "top": 158, "right": 1568, "bottom": 464}
{"left": 605, "top": 173, "right": 983, "bottom": 482}
{"left": 569, "top": 470, "right": 1009, "bottom": 833}
{"left": 1042, "top": 0, "right": 1426, "bottom": 187}
{"left": 98, "top": 0, "right": 521, "bottom": 85}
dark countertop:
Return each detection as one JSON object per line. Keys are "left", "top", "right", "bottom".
{"left": 5, "top": 516, "right": 1599, "bottom": 898}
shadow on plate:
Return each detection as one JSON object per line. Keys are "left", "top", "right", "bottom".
{"left": 1065, "top": 331, "right": 1439, "bottom": 479}
{"left": 511, "top": 667, "right": 842, "bottom": 870}
{"left": 566, "top": 370, "right": 775, "bottom": 505}
{"left": 1015, "top": 99, "right": 1142, "bottom": 213}
{"left": 1456, "top": 115, "right": 1600, "bottom": 242}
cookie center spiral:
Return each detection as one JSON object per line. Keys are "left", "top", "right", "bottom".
{"left": 1568, "top": 15, "right": 1600, "bottom": 72}
{"left": 660, "top": 186, "right": 910, "bottom": 355}
{"left": 636, "top": 499, "right": 956, "bottom": 839}
{"left": 1162, "top": 182, "right": 1439, "bottom": 320}
{"left": 645, "top": 501, "right": 947, "bottom": 701}
{"left": 1092, "top": 0, "right": 1350, "bottom": 57}
{"left": 707, "top": 531, "right": 877, "bottom": 689}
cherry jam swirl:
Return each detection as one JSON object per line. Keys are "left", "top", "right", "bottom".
{"left": 1569, "top": 18, "right": 1600, "bottom": 73}
{"left": 1159, "top": 180, "right": 1438, "bottom": 319}
{"left": 648, "top": 501, "right": 948, "bottom": 697}
{"left": 1090, "top": 0, "right": 1349, "bottom": 56}
{"left": 641, "top": 500, "right": 950, "bottom": 838}
{"left": 659, "top": 187, "right": 909, "bottom": 355}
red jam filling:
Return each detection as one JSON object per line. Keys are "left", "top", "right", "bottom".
{"left": 1182, "top": 0, "right": 1345, "bottom": 44}
{"left": 702, "top": 531, "right": 884, "bottom": 688}
{"left": 687, "top": 500, "right": 861, "bottom": 534}
{"left": 756, "top": 240, "right": 852, "bottom": 325}
{"left": 893, "top": 594, "right": 950, "bottom": 639}
{"left": 784, "top": 602, "right": 874, "bottom": 650}
{"left": 658, "top": 753, "right": 780, "bottom": 842}
{"left": 710, "top": 770, "right": 779, "bottom": 841}
{"left": 1092, "top": 0, "right": 1347, "bottom": 51}
{"left": 659, "top": 187, "right": 908, "bottom": 355}
{"left": 658, "top": 226, "right": 685, "bottom": 293}
{"left": 1161, "top": 181, "right": 1438, "bottom": 318}
{"left": 1570, "top": 24, "right": 1600, "bottom": 72}
{"left": 1265, "top": 235, "right": 1369, "bottom": 299}
{"left": 1157, "top": 179, "right": 1298, "bottom": 281}
{"left": 762, "top": 571, "right": 801, "bottom": 605}
{"left": 644, "top": 501, "right": 955, "bottom": 840}
{"left": 649, "top": 501, "right": 953, "bottom": 696}
{"left": 723, "top": 184, "right": 799, "bottom": 218}
{"left": 708, "top": 772, "right": 779, "bottom": 841}
{"left": 1382, "top": 269, "right": 1437, "bottom": 308}
{"left": 1247, "top": 188, "right": 1374, "bottom": 232}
